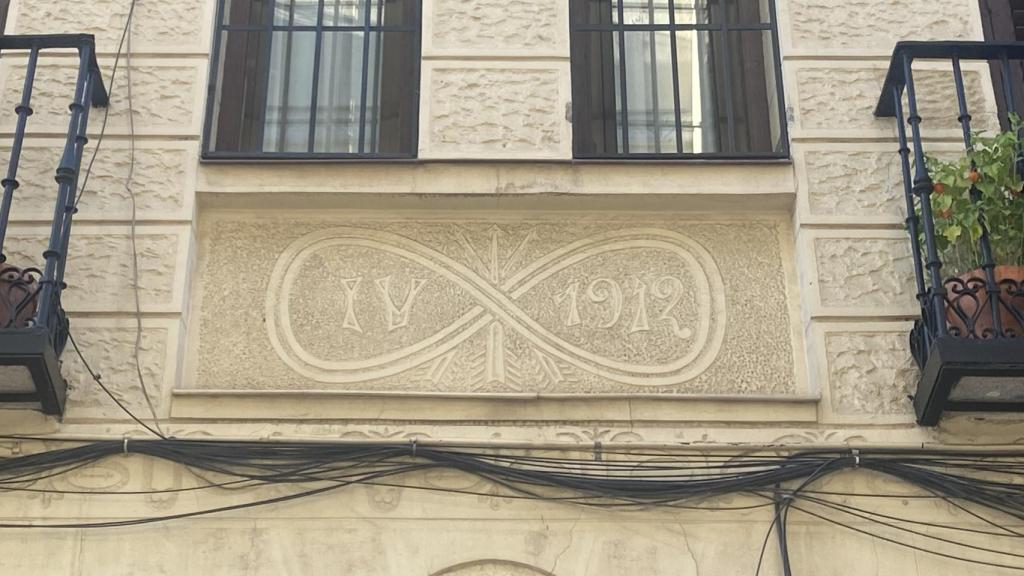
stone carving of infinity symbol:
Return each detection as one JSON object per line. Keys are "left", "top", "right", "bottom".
{"left": 265, "top": 226, "right": 727, "bottom": 386}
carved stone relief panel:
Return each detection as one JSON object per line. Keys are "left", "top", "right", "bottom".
{"left": 193, "top": 214, "right": 799, "bottom": 396}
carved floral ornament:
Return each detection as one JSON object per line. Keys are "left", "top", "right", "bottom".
{"left": 264, "top": 226, "right": 726, "bottom": 389}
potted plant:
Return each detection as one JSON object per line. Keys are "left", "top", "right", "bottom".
{"left": 924, "top": 124, "right": 1024, "bottom": 337}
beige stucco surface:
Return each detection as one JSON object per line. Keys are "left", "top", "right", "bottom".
{"left": 0, "top": 0, "right": 1020, "bottom": 573}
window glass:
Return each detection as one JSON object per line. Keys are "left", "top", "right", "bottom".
{"left": 313, "top": 31, "right": 364, "bottom": 153}
{"left": 622, "top": 31, "right": 678, "bottom": 153}
{"left": 570, "top": 0, "right": 785, "bottom": 157}
{"left": 206, "top": 0, "right": 420, "bottom": 157}
{"left": 262, "top": 30, "right": 316, "bottom": 152}
{"left": 320, "top": 0, "right": 367, "bottom": 26}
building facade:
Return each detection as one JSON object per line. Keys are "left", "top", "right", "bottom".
{"left": 0, "top": 0, "right": 1022, "bottom": 574}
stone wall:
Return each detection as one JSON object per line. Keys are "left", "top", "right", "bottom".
{"left": 0, "top": 0, "right": 1022, "bottom": 574}
{"left": 783, "top": 0, "right": 991, "bottom": 428}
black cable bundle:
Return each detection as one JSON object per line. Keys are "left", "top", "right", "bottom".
{"left": 0, "top": 438, "right": 1021, "bottom": 572}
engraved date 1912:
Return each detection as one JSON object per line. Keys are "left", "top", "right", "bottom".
{"left": 554, "top": 276, "right": 692, "bottom": 338}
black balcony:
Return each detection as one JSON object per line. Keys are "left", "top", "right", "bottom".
{"left": 0, "top": 35, "right": 108, "bottom": 415}
{"left": 876, "top": 41, "right": 1024, "bottom": 425}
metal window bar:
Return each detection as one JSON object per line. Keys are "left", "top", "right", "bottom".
{"left": 253, "top": 0, "right": 276, "bottom": 152}
{"left": 572, "top": 23, "right": 773, "bottom": 31}
{"left": 666, "top": 0, "right": 684, "bottom": 154}
{"left": 204, "top": 0, "right": 420, "bottom": 159}
{"left": 876, "top": 41, "right": 1024, "bottom": 368}
{"left": 368, "top": 0, "right": 385, "bottom": 152}
{"left": 718, "top": 17, "right": 736, "bottom": 153}
{"left": 278, "top": 1, "right": 297, "bottom": 151}
{"left": 357, "top": 0, "right": 373, "bottom": 154}
{"left": 646, "top": 1, "right": 661, "bottom": 153}
{"left": 306, "top": 0, "right": 325, "bottom": 152}
{"left": 0, "top": 35, "right": 108, "bottom": 413}
{"left": 616, "top": 0, "right": 630, "bottom": 154}
{"left": 570, "top": 0, "right": 787, "bottom": 159}
{"left": 765, "top": 0, "right": 788, "bottom": 155}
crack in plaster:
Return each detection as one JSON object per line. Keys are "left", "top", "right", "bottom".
{"left": 549, "top": 514, "right": 580, "bottom": 575}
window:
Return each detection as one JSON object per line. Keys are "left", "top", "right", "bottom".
{"left": 978, "top": 0, "right": 1024, "bottom": 130}
{"left": 569, "top": 0, "right": 787, "bottom": 159}
{"left": 204, "top": 0, "right": 420, "bottom": 159}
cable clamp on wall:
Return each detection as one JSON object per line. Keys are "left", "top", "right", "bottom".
{"left": 409, "top": 437, "right": 418, "bottom": 458}
{"left": 593, "top": 441, "right": 602, "bottom": 461}
{"left": 123, "top": 436, "right": 129, "bottom": 455}
{"left": 773, "top": 483, "right": 793, "bottom": 503}
{"left": 851, "top": 448, "right": 860, "bottom": 468}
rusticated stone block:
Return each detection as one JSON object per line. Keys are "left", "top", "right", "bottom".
{"left": 796, "top": 66, "right": 998, "bottom": 134}
{"left": 12, "top": 0, "right": 207, "bottom": 53}
{"left": 814, "top": 237, "right": 917, "bottom": 310}
{"left": 427, "top": 67, "right": 567, "bottom": 157}
{"left": 62, "top": 322, "right": 172, "bottom": 419}
{"left": 805, "top": 150, "right": 904, "bottom": 219}
{"left": 825, "top": 331, "right": 916, "bottom": 416}
{"left": 431, "top": 0, "right": 563, "bottom": 54}
{"left": 789, "top": 0, "right": 976, "bottom": 51}
{"left": 0, "top": 60, "right": 200, "bottom": 135}
{"left": 4, "top": 143, "right": 191, "bottom": 222}
{"left": 1, "top": 228, "right": 182, "bottom": 312}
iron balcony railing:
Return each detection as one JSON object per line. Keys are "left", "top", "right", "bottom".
{"left": 876, "top": 41, "right": 1024, "bottom": 424}
{"left": 0, "top": 34, "right": 108, "bottom": 414}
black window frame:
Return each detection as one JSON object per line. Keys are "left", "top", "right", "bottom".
{"left": 978, "top": 0, "right": 1024, "bottom": 131}
{"left": 568, "top": 0, "right": 790, "bottom": 161}
{"left": 201, "top": 0, "right": 423, "bottom": 161}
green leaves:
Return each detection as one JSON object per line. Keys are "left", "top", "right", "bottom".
{"left": 919, "top": 122, "right": 1024, "bottom": 276}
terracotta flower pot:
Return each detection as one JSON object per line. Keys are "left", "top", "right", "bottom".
{"left": 0, "top": 263, "right": 38, "bottom": 329}
{"left": 944, "top": 265, "right": 1024, "bottom": 338}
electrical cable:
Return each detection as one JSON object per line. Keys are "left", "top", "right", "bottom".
{"left": 7, "top": 5, "right": 1020, "bottom": 575}
{"left": 67, "top": 332, "right": 165, "bottom": 438}
{"left": 63, "top": 0, "right": 164, "bottom": 438}
{"left": 74, "top": 0, "right": 138, "bottom": 212}
{"left": 121, "top": 0, "right": 164, "bottom": 438}
{"left": 753, "top": 494, "right": 784, "bottom": 576}
{"left": 791, "top": 492, "right": 1024, "bottom": 538}
{"left": 792, "top": 493, "right": 1024, "bottom": 559}
{"left": 788, "top": 503, "right": 1024, "bottom": 573}
{"left": 775, "top": 493, "right": 793, "bottom": 576}
{"left": 1, "top": 441, "right": 1023, "bottom": 566}
{"left": 0, "top": 441, "right": 1019, "bottom": 571}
